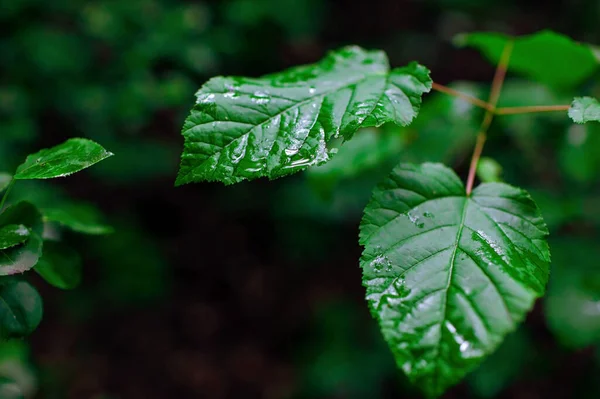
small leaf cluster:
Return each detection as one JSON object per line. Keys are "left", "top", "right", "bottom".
{"left": 0, "top": 138, "right": 113, "bottom": 340}
{"left": 176, "top": 30, "right": 600, "bottom": 397}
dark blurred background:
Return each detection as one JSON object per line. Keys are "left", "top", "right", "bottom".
{"left": 1, "top": 0, "right": 600, "bottom": 398}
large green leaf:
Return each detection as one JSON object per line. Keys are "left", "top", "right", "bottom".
{"left": 176, "top": 46, "right": 432, "bottom": 185}
{"left": 359, "top": 163, "right": 550, "bottom": 397}
{"left": 569, "top": 97, "right": 600, "bottom": 124}
{"left": 455, "top": 30, "right": 599, "bottom": 89}
{"left": 0, "top": 225, "right": 30, "bottom": 251}
{"left": 34, "top": 241, "right": 82, "bottom": 290}
{"left": 0, "top": 279, "right": 43, "bottom": 339}
{"left": 0, "top": 202, "right": 43, "bottom": 276}
{"left": 14, "top": 138, "right": 113, "bottom": 180}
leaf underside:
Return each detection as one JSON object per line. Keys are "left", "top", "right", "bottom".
{"left": 359, "top": 163, "right": 550, "bottom": 397}
{"left": 569, "top": 97, "right": 600, "bottom": 124}
{"left": 176, "top": 46, "right": 432, "bottom": 185}
{"left": 455, "top": 30, "right": 599, "bottom": 89}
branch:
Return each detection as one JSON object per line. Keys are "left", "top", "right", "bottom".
{"left": 431, "top": 82, "right": 493, "bottom": 111}
{"left": 465, "top": 41, "right": 514, "bottom": 196}
{"left": 495, "top": 105, "right": 571, "bottom": 115}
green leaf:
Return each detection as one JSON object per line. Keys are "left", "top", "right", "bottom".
{"left": 0, "top": 279, "right": 43, "bottom": 339}
{"left": 569, "top": 97, "right": 600, "bottom": 124}
{"left": 0, "top": 225, "right": 30, "bottom": 251}
{"left": 0, "top": 202, "right": 43, "bottom": 276}
{"left": 306, "top": 127, "right": 405, "bottom": 192}
{"left": 455, "top": 30, "right": 599, "bottom": 89}
{"left": 34, "top": 241, "right": 82, "bottom": 290}
{"left": 359, "top": 163, "right": 550, "bottom": 398}
{"left": 42, "top": 202, "right": 113, "bottom": 235}
{"left": 545, "top": 238, "right": 600, "bottom": 348}
{"left": 14, "top": 138, "right": 113, "bottom": 180}
{"left": 476, "top": 157, "right": 503, "bottom": 183}
{"left": 0, "top": 174, "right": 11, "bottom": 192}
{"left": 176, "top": 46, "right": 432, "bottom": 185}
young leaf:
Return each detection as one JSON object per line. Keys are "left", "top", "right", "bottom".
{"left": 14, "top": 138, "right": 113, "bottom": 180}
{"left": 176, "top": 46, "right": 432, "bottom": 185}
{"left": 0, "top": 202, "right": 44, "bottom": 276}
{"left": 476, "top": 157, "right": 503, "bottom": 183}
{"left": 455, "top": 30, "right": 599, "bottom": 89}
{"left": 568, "top": 97, "right": 600, "bottom": 124}
{"left": 34, "top": 241, "right": 82, "bottom": 290}
{"left": 359, "top": 163, "right": 550, "bottom": 398}
{"left": 42, "top": 202, "right": 113, "bottom": 235}
{"left": 0, "top": 279, "right": 43, "bottom": 339}
{"left": 0, "top": 225, "right": 30, "bottom": 251}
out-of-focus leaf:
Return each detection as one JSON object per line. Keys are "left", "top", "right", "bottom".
{"left": 0, "top": 378, "right": 23, "bottom": 399}
{"left": 0, "top": 340, "right": 36, "bottom": 398}
{"left": 307, "top": 127, "right": 405, "bottom": 193}
{"left": 477, "top": 157, "right": 503, "bottom": 183}
{"left": 546, "top": 238, "right": 600, "bottom": 348}
{"left": 569, "top": 97, "right": 600, "bottom": 124}
{"left": 559, "top": 124, "right": 600, "bottom": 184}
{"left": 402, "top": 81, "right": 484, "bottom": 164}
{"left": 14, "top": 138, "right": 113, "bottom": 180}
{"left": 0, "top": 174, "right": 12, "bottom": 192}
{"left": 0, "top": 225, "right": 30, "bottom": 251}
{"left": 42, "top": 203, "right": 113, "bottom": 235}
{"left": 176, "top": 46, "right": 432, "bottom": 185}
{"left": 360, "top": 163, "right": 550, "bottom": 397}
{"left": 0, "top": 202, "right": 43, "bottom": 276}
{"left": 34, "top": 241, "right": 82, "bottom": 290}
{"left": 0, "top": 279, "right": 43, "bottom": 339}
{"left": 467, "top": 328, "right": 533, "bottom": 398}
{"left": 455, "top": 30, "right": 599, "bottom": 89}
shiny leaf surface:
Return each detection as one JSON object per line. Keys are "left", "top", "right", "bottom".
{"left": 0, "top": 225, "right": 30, "bottom": 251}
{"left": 176, "top": 46, "right": 432, "bottom": 185}
{"left": 359, "top": 163, "right": 550, "bottom": 397}
{"left": 14, "top": 138, "right": 113, "bottom": 180}
{"left": 34, "top": 241, "right": 82, "bottom": 290}
{"left": 455, "top": 30, "right": 599, "bottom": 89}
{"left": 0, "top": 279, "right": 43, "bottom": 339}
{"left": 569, "top": 97, "right": 600, "bottom": 124}
{"left": 0, "top": 202, "right": 43, "bottom": 276}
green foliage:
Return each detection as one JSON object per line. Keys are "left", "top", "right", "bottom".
{"left": 569, "top": 97, "right": 600, "bottom": 124}
{"left": 34, "top": 242, "right": 82, "bottom": 290}
{"left": 176, "top": 46, "right": 432, "bottom": 185}
{"left": 455, "top": 30, "right": 599, "bottom": 89}
{"left": 176, "top": 28, "right": 600, "bottom": 398}
{"left": 42, "top": 202, "right": 113, "bottom": 235}
{"left": 14, "top": 138, "right": 113, "bottom": 180}
{"left": 0, "top": 138, "right": 112, "bottom": 339}
{"left": 476, "top": 157, "right": 503, "bottom": 183}
{"left": 0, "top": 225, "right": 30, "bottom": 251}
{"left": 0, "top": 279, "right": 43, "bottom": 340}
{"left": 358, "top": 163, "right": 549, "bottom": 397}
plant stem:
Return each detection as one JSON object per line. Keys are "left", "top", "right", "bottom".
{"left": 0, "top": 179, "right": 15, "bottom": 212}
{"left": 495, "top": 104, "right": 571, "bottom": 115}
{"left": 431, "top": 82, "right": 493, "bottom": 111}
{"left": 465, "top": 40, "right": 514, "bottom": 196}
